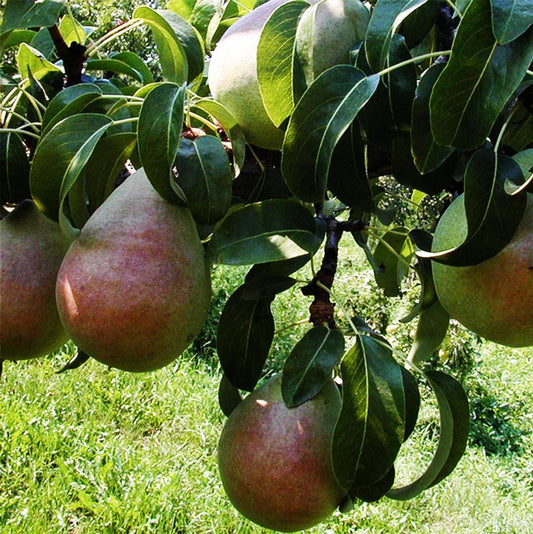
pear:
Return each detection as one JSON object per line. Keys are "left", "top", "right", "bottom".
{"left": 55, "top": 168, "right": 211, "bottom": 372}
{"left": 208, "top": 0, "right": 369, "bottom": 150}
{"left": 218, "top": 374, "right": 344, "bottom": 532}
{"left": 0, "top": 200, "right": 71, "bottom": 360}
{"left": 432, "top": 193, "right": 533, "bottom": 347}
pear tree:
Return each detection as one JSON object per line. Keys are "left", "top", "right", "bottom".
{"left": 0, "top": 0, "right": 532, "bottom": 531}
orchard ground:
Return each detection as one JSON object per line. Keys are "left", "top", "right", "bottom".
{"left": 1, "top": 240, "right": 532, "bottom": 534}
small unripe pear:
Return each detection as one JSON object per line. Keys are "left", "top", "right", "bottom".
{"left": 55, "top": 168, "right": 211, "bottom": 372}
{"left": 218, "top": 374, "right": 344, "bottom": 532}
{"left": 0, "top": 200, "right": 71, "bottom": 360}
{"left": 432, "top": 193, "right": 533, "bottom": 347}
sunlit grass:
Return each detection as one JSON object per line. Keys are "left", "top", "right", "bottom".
{"left": 1, "top": 253, "right": 532, "bottom": 533}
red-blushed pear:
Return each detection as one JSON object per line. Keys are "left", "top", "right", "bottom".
{"left": 432, "top": 193, "right": 533, "bottom": 347}
{"left": 218, "top": 373, "right": 344, "bottom": 532}
{"left": 0, "top": 200, "right": 71, "bottom": 360}
{"left": 55, "top": 168, "right": 211, "bottom": 372}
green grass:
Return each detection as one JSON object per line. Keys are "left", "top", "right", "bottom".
{"left": 1, "top": 250, "right": 533, "bottom": 533}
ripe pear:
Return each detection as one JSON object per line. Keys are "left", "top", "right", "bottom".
{"left": 55, "top": 168, "right": 211, "bottom": 372}
{"left": 432, "top": 193, "right": 533, "bottom": 347}
{"left": 0, "top": 200, "right": 71, "bottom": 360}
{"left": 218, "top": 374, "right": 344, "bottom": 532}
{"left": 208, "top": 0, "right": 368, "bottom": 150}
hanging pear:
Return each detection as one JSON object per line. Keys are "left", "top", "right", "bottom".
{"left": 55, "top": 168, "right": 211, "bottom": 372}
{"left": 0, "top": 200, "right": 71, "bottom": 360}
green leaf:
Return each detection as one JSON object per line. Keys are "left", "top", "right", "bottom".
{"left": 85, "top": 59, "right": 145, "bottom": 84}
{"left": 217, "top": 286, "right": 275, "bottom": 391}
{"left": 373, "top": 226, "right": 411, "bottom": 297}
{"left": 282, "top": 326, "right": 345, "bottom": 407}
{"left": 42, "top": 84, "right": 103, "bottom": 136}
{"left": 411, "top": 63, "right": 454, "bottom": 174}
{"left": 168, "top": 0, "right": 218, "bottom": 38}
{"left": 242, "top": 255, "right": 311, "bottom": 299}
{"left": 388, "top": 370, "right": 469, "bottom": 500}
{"left": 133, "top": 7, "right": 191, "bottom": 83}
{"left": 385, "top": 35, "right": 417, "bottom": 131}
{"left": 30, "top": 114, "right": 113, "bottom": 223}
{"left": 407, "top": 300, "right": 450, "bottom": 364}
{"left": 0, "top": 132, "right": 31, "bottom": 204}
{"left": 332, "top": 335, "right": 405, "bottom": 494}
{"left": 415, "top": 149, "right": 527, "bottom": 266}
{"left": 191, "top": 98, "right": 246, "bottom": 175}
{"left": 1, "top": 0, "right": 66, "bottom": 35}
{"left": 16, "top": 43, "right": 62, "bottom": 81}
{"left": 84, "top": 133, "right": 138, "bottom": 212}
{"left": 257, "top": 0, "right": 310, "bottom": 127}
{"left": 393, "top": 133, "right": 458, "bottom": 194}
{"left": 411, "top": 63, "right": 453, "bottom": 174}
{"left": 401, "top": 366, "right": 421, "bottom": 441}
{"left": 430, "top": 0, "right": 533, "bottom": 149}
{"left": 490, "top": 0, "right": 533, "bottom": 44}
{"left": 353, "top": 467, "right": 395, "bottom": 503}
{"left": 207, "top": 199, "right": 323, "bottom": 265}
{"left": 138, "top": 82, "right": 186, "bottom": 205}
{"left": 175, "top": 135, "right": 233, "bottom": 225}
{"left": 365, "top": 0, "right": 430, "bottom": 71}
{"left": 282, "top": 66, "right": 379, "bottom": 203}
{"left": 328, "top": 123, "right": 374, "bottom": 212}
{"left": 108, "top": 52, "right": 155, "bottom": 85}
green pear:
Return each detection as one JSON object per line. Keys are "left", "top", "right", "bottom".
{"left": 218, "top": 374, "right": 344, "bottom": 532}
{"left": 208, "top": 0, "right": 369, "bottom": 150}
{"left": 432, "top": 193, "right": 533, "bottom": 347}
{"left": 0, "top": 200, "right": 71, "bottom": 360}
{"left": 55, "top": 168, "right": 211, "bottom": 372}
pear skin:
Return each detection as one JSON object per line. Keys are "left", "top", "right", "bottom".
{"left": 55, "top": 168, "right": 211, "bottom": 372}
{"left": 0, "top": 200, "right": 71, "bottom": 360}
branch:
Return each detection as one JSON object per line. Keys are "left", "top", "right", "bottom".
{"left": 48, "top": 25, "right": 87, "bottom": 86}
{"left": 302, "top": 216, "right": 365, "bottom": 327}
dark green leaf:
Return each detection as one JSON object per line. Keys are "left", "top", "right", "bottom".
{"left": 430, "top": 0, "right": 533, "bottom": 149}
{"left": 411, "top": 63, "right": 454, "bottom": 174}
{"left": 365, "top": 0, "right": 430, "bottom": 71}
{"left": 332, "top": 335, "right": 405, "bottom": 493}
{"left": 84, "top": 133, "right": 137, "bottom": 212}
{"left": 0, "top": 132, "right": 31, "bottom": 204}
{"left": 138, "top": 82, "right": 186, "bottom": 205}
{"left": 282, "top": 327, "right": 345, "bottom": 407}
{"left": 85, "top": 59, "right": 145, "bottom": 84}
{"left": 30, "top": 114, "right": 113, "bottom": 223}
{"left": 388, "top": 370, "right": 469, "bottom": 500}
{"left": 217, "top": 286, "right": 275, "bottom": 391}
{"left": 257, "top": 0, "right": 310, "bottom": 127}
{"left": 1, "top": 0, "right": 66, "bottom": 35}
{"left": 207, "top": 199, "right": 323, "bottom": 265}
{"left": 416, "top": 149, "right": 527, "bottom": 265}
{"left": 218, "top": 373, "right": 243, "bottom": 416}
{"left": 42, "top": 84, "right": 103, "bottom": 136}
{"left": 385, "top": 35, "right": 417, "bottom": 131}
{"left": 401, "top": 366, "right": 421, "bottom": 441}
{"left": 393, "top": 133, "right": 458, "bottom": 194}
{"left": 353, "top": 467, "right": 395, "bottom": 503}
{"left": 328, "top": 123, "right": 374, "bottom": 212}
{"left": 399, "top": 0, "right": 441, "bottom": 48}
{"left": 490, "top": 0, "right": 533, "bottom": 44}
{"left": 175, "top": 135, "right": 233, "bottom": 225}
{"left": 282, "top": 66, "right": 379, "bottom": 203}
{"left": 108, "top": 51, "right": 155, "bottom": 85}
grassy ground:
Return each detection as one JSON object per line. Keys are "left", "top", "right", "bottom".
{"left": 1, "top": 252, "right": 532, "bottom": 533}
